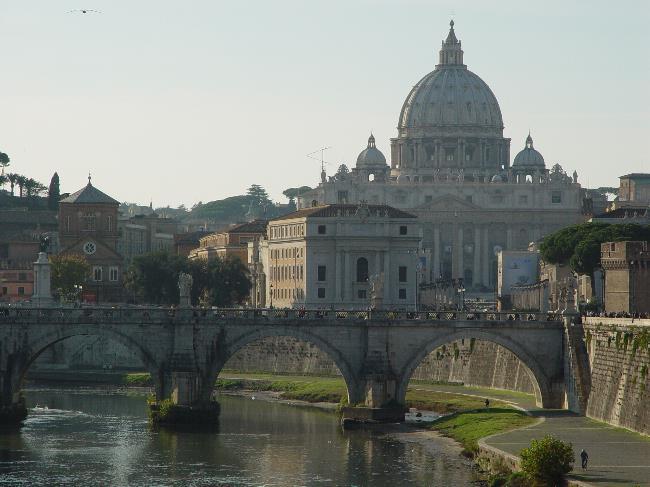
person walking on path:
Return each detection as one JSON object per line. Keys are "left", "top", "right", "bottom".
{"left": 580, "top": 449, "right": 589, "bottom": 469}
{"left": 484, "top": 398, "right": 490, "bottom": 409}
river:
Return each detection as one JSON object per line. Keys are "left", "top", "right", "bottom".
{"left": 0, "top": 387, "right": 477, "bottom": 486}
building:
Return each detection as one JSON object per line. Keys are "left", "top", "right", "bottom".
{"left": 617, "top": 174, "right": 650, "bottom": 206}
{"left": 266, "top": 203, "right": 421, "bottom": 309}
{"left": 174, "top": 230, "right": 209, "bottom": 257}
{"left": 601, "top": 241, "right": 650, "bottom": 314}
{"left": 58, "top": 177, "right": 123, "bottom": 302}
{"left": 188, "top": 220, "right": 267, "bottom": 263}
{"left": 117, "top": 212, "right": 179, "bottom": 265}
{"left": 299, "top": 21, "right": 585, "bottom": 290}
{"left": 0, "top": 240, "right": 39, "bottom": 302}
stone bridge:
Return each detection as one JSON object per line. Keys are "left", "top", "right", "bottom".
{"left": 0, "top": 307, "right": 587, "bottom": 424}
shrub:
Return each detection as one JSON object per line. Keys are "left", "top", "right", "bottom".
{"left": 520, "top": 435, "right": 574, "bottom": 485}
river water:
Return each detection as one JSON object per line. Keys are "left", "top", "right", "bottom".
{"left": 0, "top": 388, "right": 476, "bottom": 486}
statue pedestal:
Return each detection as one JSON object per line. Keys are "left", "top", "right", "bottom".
{"left": 32, "top": 252, "right": 53, "bottom": 307}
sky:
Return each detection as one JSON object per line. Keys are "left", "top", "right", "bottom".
{"left": 1, "top": 0, "right": 648, "bottom": 207}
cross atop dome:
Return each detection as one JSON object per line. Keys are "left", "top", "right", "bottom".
{"left": 438, "top": 19, "right": 464, "bottom": 67}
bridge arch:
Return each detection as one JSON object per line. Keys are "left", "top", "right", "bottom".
{"left": 16, "top": 325, "right": 163, "bottom": 397}
{"left": 205, "top": 327, "right": 363, "bottom": 404}
{"left": 396, "top": 330, "right": 553, "bottom": 408}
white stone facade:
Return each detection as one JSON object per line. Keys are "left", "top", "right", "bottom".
{"left": 266, "top": 204, "right": 422, "bottom": 309}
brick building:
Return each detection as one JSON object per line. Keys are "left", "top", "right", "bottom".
{"left": 58, "top": 177, "right": 123, "bottom": 302}
{"left": 601, "top": 241, "right": 650, "bottom": 314}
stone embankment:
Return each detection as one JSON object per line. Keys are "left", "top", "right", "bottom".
{"left": 582, "top": 317, "right": 650, "bottom": 435}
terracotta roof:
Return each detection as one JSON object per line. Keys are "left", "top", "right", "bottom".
{"left": 226, "top": 219, "right": 268, "bottom": 234}
{"left": 271, "top": 204, "right": 416, "bottom": 221}
{"left": 619, "top": 173, "right": 650, "bottom": 180}
{"left": 60, "top": 182, "right": 119, "bottom": 205}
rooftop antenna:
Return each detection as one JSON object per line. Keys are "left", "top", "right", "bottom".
{"left": 306, "top": 146, "right": 332, "bottom": 172}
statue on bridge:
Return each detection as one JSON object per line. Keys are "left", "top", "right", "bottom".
{"left": 369, "top": 272, "right": 385, "bottom": 310}
{"left": 178, "top": 272, "right": 193, "bottom": 308}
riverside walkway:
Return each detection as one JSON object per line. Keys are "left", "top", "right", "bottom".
{"left": 450, "top": 386, "right": 650, "bottom": 487}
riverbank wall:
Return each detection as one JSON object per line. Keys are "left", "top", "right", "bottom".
{"left": 581, "top": 317, "right": 650, "bottom": 435}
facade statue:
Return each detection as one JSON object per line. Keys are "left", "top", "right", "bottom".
{"left": 457, "top": 168, "right": 464, "bottom": 183}
{"left": 369, "top": 272, "right": 385, "bottom": 309}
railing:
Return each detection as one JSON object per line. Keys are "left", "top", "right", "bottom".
{"left": 0, "top": 307, "right": 562, "bottom": 325}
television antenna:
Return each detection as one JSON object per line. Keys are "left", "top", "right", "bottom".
{"left": 307, "top": 146, "right": 332, "bottom": 172}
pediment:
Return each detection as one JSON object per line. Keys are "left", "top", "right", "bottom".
{"left": 415, "top": 194, "right": 481, "bottom": 211}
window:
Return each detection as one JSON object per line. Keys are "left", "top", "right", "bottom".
{"left": 1, "top": 287, "right": 6, "bottom": 295}
{"left": 445, "top": 148, "right": 455, "bottom": 161}
{"left": 399, "top": 266, "right": 407, "bottom": 282}
{"left": 356, "top": 258, "right": 369, "bottom": 282}
{"left": 93, "top": 266, "right": 102, "bottom": 282}
{"left": 18, "top": 273, "right": 27, "bottom": 281}
{"left": 552, "top": 191, "right": 562, "bottom": 204}
{"left": 317, "top": 265, "right": 326, "bottom": 282}
{"left": 519, "top": 195, "right": 528, "bottom": 205}
{"left": 82, "top": 212, "right": 96, "bottom": 231}
{"left": 318, "top": 225, "right": 326, "bottom": 235}
{"left": 18, "top": 287, "right": 25, "bottom": 296}
{"left": 399, "top": 226, "right": 408, "bottom": 235}
{"left": 107, "top": 215, "right": 113, "bottom": 232}
{"left": 465, "top": 195, "right": 473, "bottom": 203}
{"left": 399, "top": 288, "right": 407, "bottom": 300}
{"left": 357, "top": 289, "right": 367, "bottom": 299}
{"left": 66, "top": 215, "right": 71, "bottom": 232}
{"left": 109, "top": 267, "right": 119, "bottom": 282}
{"left": 317, "top": 287, "right": 326, "bottom": 298}
{"left": 425, "top": 195, "right": 433, "bottom": 203}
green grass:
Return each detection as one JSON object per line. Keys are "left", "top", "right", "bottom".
{"left": 405, "top": 389, "right": 508, "bottom": 413}
{"left": 215, "top": 378, "right": 347, "bottom": 403}
{"left": 123, "top": 373, "right": 152, "bottom": 386}
{"left": 430, "top": 408, "right": 536, "bottom": 455}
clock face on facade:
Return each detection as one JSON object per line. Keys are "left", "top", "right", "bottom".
{"left": 83, "top": 241, "right": 97, "bottom": 255}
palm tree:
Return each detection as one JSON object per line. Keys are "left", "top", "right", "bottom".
{"left": 7, "top": 173, "right": 18, "bottom": 196}
{"left": 24, "top": 178, "right": 37, "bottom": 198}
{"left": 0, "top": 152, "right": 9, "bottom": 175}
{"left": 0, "top": 174, "right": 7, "bottom": 191}
{"left": 16, "top": 175, "right": 27, "bottom": 198}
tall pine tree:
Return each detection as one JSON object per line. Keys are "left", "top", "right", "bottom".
{"left": 48, "top": 172, "right": 60, "bottom": 211}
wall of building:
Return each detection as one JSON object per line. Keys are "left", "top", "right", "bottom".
{"left": 582, "top": 317, "right": 650, "bottom": 435}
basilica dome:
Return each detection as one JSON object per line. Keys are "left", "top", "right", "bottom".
{"left": 356, "top": 134, "right": 387, "bottom": 167}
{"left": 513, "top": 134, "right": 545, "bottom": 167}
{"left": 398, "top": 21, "right": 503, "bottom": 135}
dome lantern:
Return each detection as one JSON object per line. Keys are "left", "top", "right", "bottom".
{"left": 438, "top": 19, "right": 464, "bottom": 67}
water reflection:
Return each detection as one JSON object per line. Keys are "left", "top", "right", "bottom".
{"left": 0, "top": 388, "right": 476, "bottom": 486}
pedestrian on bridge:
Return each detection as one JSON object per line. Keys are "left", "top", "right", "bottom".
{"left": 580, "top": 449, "right": 589, "bottom": 470}
{"left": 484, "top": 398, "right": 490, "bottom": 409}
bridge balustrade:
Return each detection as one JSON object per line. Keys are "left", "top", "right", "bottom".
{"left": 0, "top": 307, "right": 561, "bottom": 325}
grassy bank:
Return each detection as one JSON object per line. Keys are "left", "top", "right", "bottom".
{"left": 429, "top": 408, "right": 536, "bottom": 455}
{"left": 124, "top": 372, "right": 510, "bottom": 413}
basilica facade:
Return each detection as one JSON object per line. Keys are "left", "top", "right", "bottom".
{"left": 299, "top": 21, "right": 586, "bottom": 289}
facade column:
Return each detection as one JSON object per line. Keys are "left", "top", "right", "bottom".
{"left": 335, "top": 250, "right": 342, "bottom": 302}
{"left": 451, "top": 222, "right": 459, "bottom": 278}
{"left": 433, "top": 226, "right": 441, "bottom": 280}
{"left": 374, "top": 252, "right": 381, "bottom": 279}
{"left": 457, "top": 226, "right": 464, "bottom": 279}
{"left": 344, "top": 251, "right": 351, "bottom": 303}
{"left": 383, "top": 251, "right": 391, "bottom": 303}
{"left": 482, "top": 226, "right": 490, "bottom": 287}
{"left": 473, "top": 226, "right": 481, "bottom": 287}
{"left": 506, "top": 227, "right": 513, "bottom": 250}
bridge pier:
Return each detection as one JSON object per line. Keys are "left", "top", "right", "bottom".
{"left": 0, "top": 353, "right": 29, "bottom": 428}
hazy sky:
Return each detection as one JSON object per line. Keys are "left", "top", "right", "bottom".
{"left": 1, "top": 0, "right": 648, "bottom": 206}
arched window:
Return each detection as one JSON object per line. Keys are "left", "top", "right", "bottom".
{"left": 356, "top": 257, "right": 369, "bottom": 282}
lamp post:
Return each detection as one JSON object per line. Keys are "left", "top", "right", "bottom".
{"left": 269, "top": 283, "right": 274, "bottom": 309}
{"left": 457, "top": 278, "right": 466, "bottom": 311}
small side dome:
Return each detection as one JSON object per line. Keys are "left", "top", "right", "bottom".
{"left": 513, "top": 133, "right": 545, "bottom": 167}
{"left": 491, "top": 174, "right": 504, "bottom": 183}
{"left": 356, "top": 134, "right": 387, "bottom": 167}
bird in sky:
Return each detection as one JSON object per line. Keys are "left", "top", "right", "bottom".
{"left": 68, "top": 9, "right": 101, "bottom": 14}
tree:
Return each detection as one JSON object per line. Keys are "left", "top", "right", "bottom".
{"left": 0, "top": 174, "right": 7, "bottom": 191}
{"left": 540, "top": 223, "right": 650, "bottom": 282}
{"left": 51, "top": 254, "right": 91, "bottom": 300}
{"left": 48, "top": 172, "right": 60, "bottom": 211}
{"left": 7, "top": 173, "right": 18, "bottom": 196}
{"left": 519, "top": 435, "right": 574, "bottom": 485}
{"left": 282, "top": 186, "right": 312, "bottom": 201}
{"left": 16, "top": 175, "right": 27, "bottom": 198}
{"left": 0, "top": 151, "right": 9, "bottom": 173}
{"left": 247, "top": 184, "right": 270, "bottom": 205}
{"left": 124, "top": 251, "right": 187, "bottom": 304}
